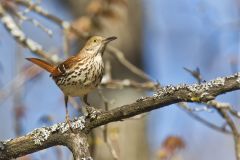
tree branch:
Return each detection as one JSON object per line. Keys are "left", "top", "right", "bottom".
{"left": 0, "top": 117, "right": 89, "bottom": 160}
{"left": 207, "top": 100, "right": 240, "bottom": 160}
{"left": 0, "top": 72, "right": 239, "bottom": 159}
{"left": 0, "top": 4, "right": 58, "bottom": 64}
{"left": 85, "top": 72, "right": 240, "bottom": 130}
{"left": 217, "top": 109, "right": 240, "bottom": 160}
{"left": 178, "top": 102, "right": 232, "bottom": 134}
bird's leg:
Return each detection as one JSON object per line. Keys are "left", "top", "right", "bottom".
{"left": 82, "top": 94, "right": 92, "bottom": 116}
{"left": 64, "top": 95, "right": 73, "bottom": 131}
{"left": 82, "top": 95, "right": 101, "bottom": 120}
{"left": 83, "top": 94, "right": 90, "bottom": 106}
{"left": 82, "top": 94, "right": 91, "bottom": 116}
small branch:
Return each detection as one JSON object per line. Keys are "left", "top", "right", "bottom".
{"left": 178, "top": 102, "right": 212, "bottom": 112}
{"left": 105, "top": 135, "right": 119, "bottom": 160}
{"left": 179, "top": 103, "right": 231, "bottom": 134}
{"left": 207, "top": 100, "right": 240, "bottom": 160}
{"left": 101, "top": 79, "right": 159, "bottom": 90}
{"left": 183, "top": 67, "right": 202, "bottom": 84}
{"left": 107, "top": 45, "right": 152, "bottom": 81}
{"left": 15, "top": 0, "right": 88, "bottom": 38}
{"left": 207, "top": 100, "right": 240, "bottom": 119}
{"left": 15, "top": 0, "right": 67, "bottom": 28}
{"left": 0, "top": 65, "right": 42, "bottom": 103}
{"left": 218, "top": 109, "right": 240, "bottom": 160}
{"left": 0, "top": 4, "right": 57, "bottom": 63}
{"left": 19, "top": 15, "right": 53, "bottom": 37}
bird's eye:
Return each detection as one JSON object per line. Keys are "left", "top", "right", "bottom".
{"left": 93, "top": 39, "right": 97, "bottom": 42}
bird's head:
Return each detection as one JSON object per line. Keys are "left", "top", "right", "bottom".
{"left": 83, "top": 36, "right": 117, "bottom": 56}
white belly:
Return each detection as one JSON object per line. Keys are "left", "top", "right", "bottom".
{"left": 60, "top": 84, "right": 96, "bottom": 97}
{"left": 57, "top": 55, "right": 104, "bottom": 97}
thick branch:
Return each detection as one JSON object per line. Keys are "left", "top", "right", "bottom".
{"left": 0, "top": 117, "right": 89, "bottom": 160}
{"left": 85, "top": 72, "right": 240, "bottom": 130}
{"left": 0, "top": 73, "right": 239, "bottom": 159}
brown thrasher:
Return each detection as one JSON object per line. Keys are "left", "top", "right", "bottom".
{"left": 26, "top": 36, "right": 117, "bottom": 127}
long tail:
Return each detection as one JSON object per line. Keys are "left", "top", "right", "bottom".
{"left": 26, "top": 58, "right": 56, "bottom": 73}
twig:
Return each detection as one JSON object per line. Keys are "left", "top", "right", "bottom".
{"left": 178, "top": 103, "right": 231, "bottom": 134}
{"left": 0, "top": 65, "right": 43, "bottom": 103}
{"left": 183, "top": 67, "right": 202, "bottom": 84}
{"left": 15, "top": 0, "right": 88, "bottom": 38}
{"left": 19, "top": 15, "right": 53, "bottom": 37}
{"left": 0, "top": 4, "right": 57, "bottom": 63}
{"left": 206, "top": 100, "right": 240, "bottom": 160}
{"left": 178, "top": 102, "right": 213, "bottom": 113}
{"left": 19, "top": 0, "right": 42, "bottom": 15}
{"left": 207, "top": 100, "right": 240, "bottom": 119}
{"left": 107, "top": 45, "right": 152, "bottom": 81}
{"left": 101, "top": 79, "right": 159, "bottom": 90}
{"left": 105, "top": 134, "right": 119, "bottom": 160}
{"left": 217, "top": 108, "right": 240, "bottom": 160}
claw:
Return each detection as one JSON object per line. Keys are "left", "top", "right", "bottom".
{"left": 86, "top": 106, "right": 102, "bottom": 120}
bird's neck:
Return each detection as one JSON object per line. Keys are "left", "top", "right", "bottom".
{"left": 84, "top": 46, "right": 105, "bottom": 56}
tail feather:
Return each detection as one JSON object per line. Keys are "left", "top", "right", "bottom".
{"left": 26, "top": 58, "right": 55, "bottom": 73}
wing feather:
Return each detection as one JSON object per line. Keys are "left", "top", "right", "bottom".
{"left": 53, "top": 55, "right": 87, "bottom": 77}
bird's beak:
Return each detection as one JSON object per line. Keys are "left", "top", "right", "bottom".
{"left": 103, "top": 36, "right": 117, "bottom": 43}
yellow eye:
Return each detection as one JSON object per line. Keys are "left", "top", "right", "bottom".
{"left": 93, "top": 39, "right": 97, "bottom": 42}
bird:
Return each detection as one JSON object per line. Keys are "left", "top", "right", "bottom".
{"left": 26, "top": 36, "right": 117, "bottom": 128}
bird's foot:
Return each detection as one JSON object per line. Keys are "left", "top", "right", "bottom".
{"left": 65, "top": 115, "right": 75, "bottom": 132}
{"left": 85, "top": 106, "right": 103, "bottom": 120}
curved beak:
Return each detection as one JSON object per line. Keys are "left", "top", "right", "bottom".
{"left": 103, "top": 36, "right": 117, "bottom": 43}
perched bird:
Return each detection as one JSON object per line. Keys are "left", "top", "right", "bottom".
{"left": 26, "top": 36, "right": 117, "bottom": 128}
